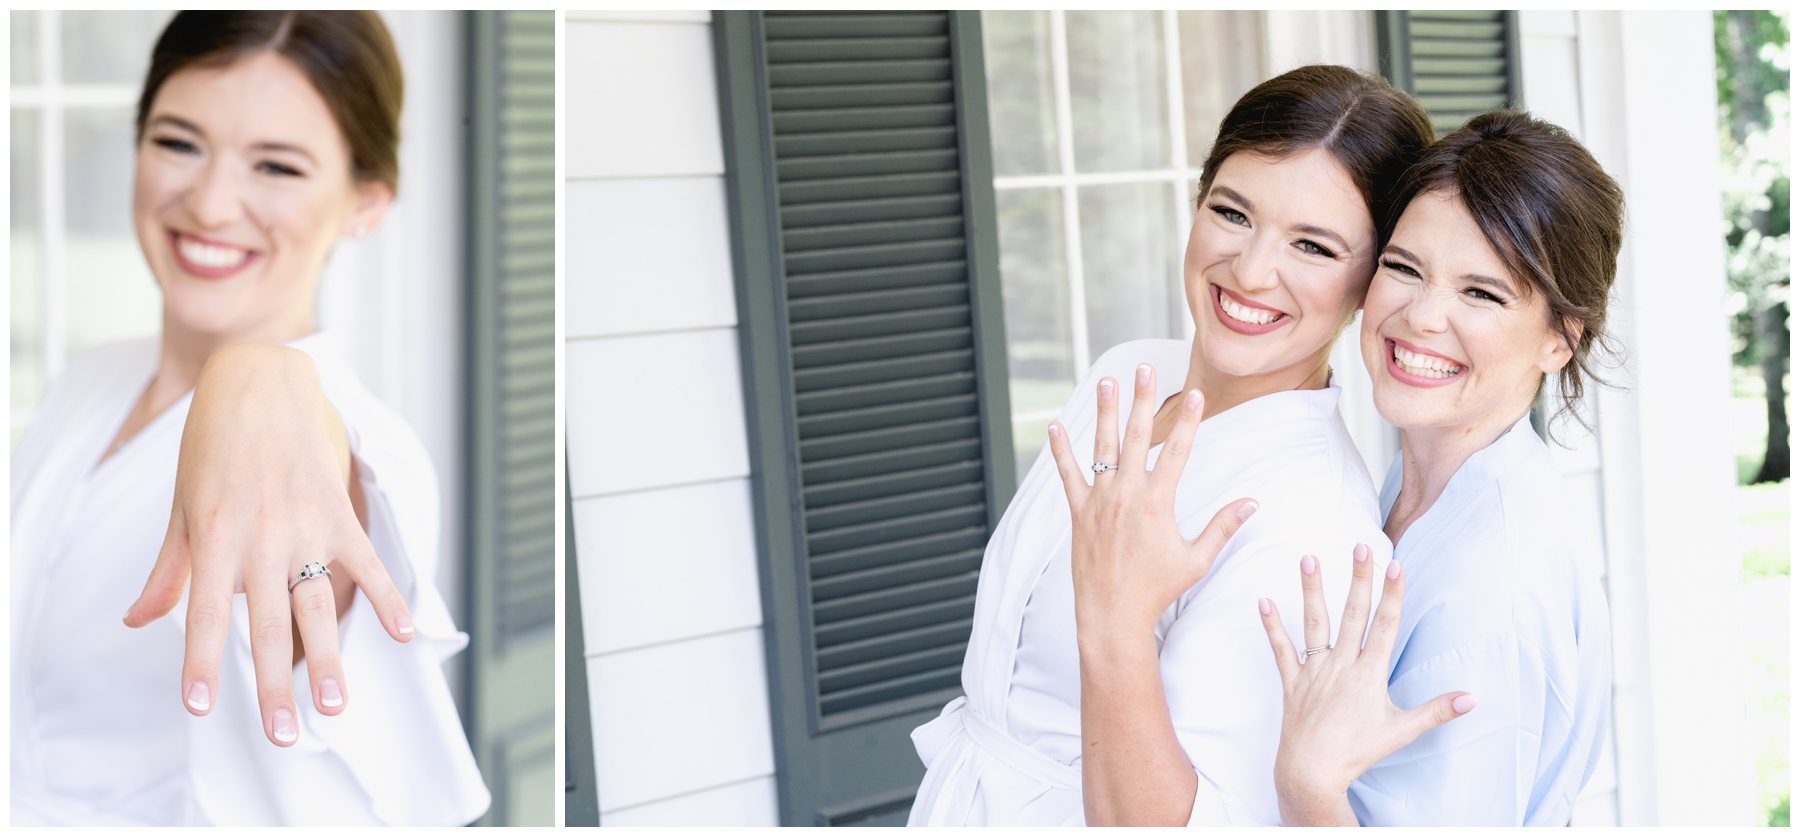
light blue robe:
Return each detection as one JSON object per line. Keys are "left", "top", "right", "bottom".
{"left": 1350, "top": 417, "right": 1613, "bottom": 825}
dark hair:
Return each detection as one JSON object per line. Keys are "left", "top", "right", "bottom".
{"left": 1197, "top": 64, "right": 1435, "bottom": 244}
{"left": 135, "top": 11, "right": 403, "bottom": 193}
{"left": 1390, "top": 110, "right": 1624, "bottom": 428}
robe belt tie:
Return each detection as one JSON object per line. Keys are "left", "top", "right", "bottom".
{"left": 960, "top": 709, "right": 1082, "bottom": 791}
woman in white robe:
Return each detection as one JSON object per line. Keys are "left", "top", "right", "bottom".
{"left": 10, "top": 12, "right": 487, "bottom": 825}
{"left": 907, "top": 65, "right": 1438, "bottom": 826}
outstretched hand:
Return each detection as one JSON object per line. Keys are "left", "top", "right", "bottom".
{"left": 1048, "top": 363, "right": 1258, "bottom": 645}
{"left": 120, "top": 344, "right": 416, "bottom": 748}
{"left": 1259, "top": 545, "right": 1475, "bottom": 825}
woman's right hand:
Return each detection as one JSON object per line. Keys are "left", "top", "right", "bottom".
{"left": 1258, "top": 546, "right": 1475, "bottom": 825}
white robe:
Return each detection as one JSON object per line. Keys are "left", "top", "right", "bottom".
{"left": 908, "top": 338, "right": 1391, "bottom": 826}
{"left": 10, "top": 333, "right": 490, "bottom": 826}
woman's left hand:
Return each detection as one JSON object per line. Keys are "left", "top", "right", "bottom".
{"left": 1259, "top": 546, "right": 1476, "bottom": 825}
{"left": 1047, "top": 364, "right": 1259, "bottom": 646}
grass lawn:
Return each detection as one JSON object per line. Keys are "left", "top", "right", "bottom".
{"left": 1731, "top": 376, "right": 1790, "bottom": 826}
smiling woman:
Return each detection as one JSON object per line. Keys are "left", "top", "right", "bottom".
{"left": 10, "top": 11, "right": 489, "bottom": 826}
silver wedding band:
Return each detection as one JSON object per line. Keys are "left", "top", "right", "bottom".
{"left": 1303, "top": 645, "right": 1331, "bottom": 659}
{"left": 1092, "top": 462, "right": 1119, "bottom": 473}
{"left": 288, "top": 561, "right": 333, "bottom": 593}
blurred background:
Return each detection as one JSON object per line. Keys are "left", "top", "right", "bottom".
{"left": 8, "top": 10, "right": 554, "bottom": 825}
{"left": 570, "top": 9, "right": 1787, "bottom": 827}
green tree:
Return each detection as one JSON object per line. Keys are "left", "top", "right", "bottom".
{"left": 1715, "top": 10, "right": 1791, "bottom": 484}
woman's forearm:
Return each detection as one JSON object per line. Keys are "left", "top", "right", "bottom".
{"left": 1077, "top": 634, "right": 1197, "bottom": 826}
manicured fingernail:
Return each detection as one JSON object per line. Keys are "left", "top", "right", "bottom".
{"left": 1300, "top": 554, "right": 1317, "bottom": 575}
{"left": 1185, "top": 389, "right": 1202, "bottom": 411}
{"left": 1048, "top": 423, "right": 1062, "bottom": 440}
{"left": 1258, "top": 597, "right": 1271, "bottom": 615}
{"left": 396, "top": 614, "right": 415, "bottom": 637}
{"left": 1235, "top": 500, "right": 1258, "bottom": 522}
{"left": 1136, "top": 364, "right": 1151, "bottom": 386}
{"left": 1386, "top": 560, "right": 1401, "bottom": 580}
{"left": 1453, "top": 694, "right": 1477, "bottom": 714}
{"left": 320, "top": 678, "right": 344, "bottom": 709}
{"left": 1098, "top": 378, "right": 1114, "bottom": 400}
{"left": 1354, "top": 544, "right": 1370, "bottom": 563}
{"left": 271, "top": 708, "right": 297, "bottom": 743}
{"left": 186, "top": 681, "right": 211, "bottom": 712}
{"left": 122, "top": 607, "right": 133, "bottom": 625}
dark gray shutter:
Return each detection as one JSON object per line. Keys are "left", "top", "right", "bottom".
{"left": 1377, "top": 10, "right": 1522, "bottom": 136}
{"left": 464, "top": 10, "right": 554, "bottom": 826}
{"left": 714, "top": 11, "right": 1013, "bottom": 826}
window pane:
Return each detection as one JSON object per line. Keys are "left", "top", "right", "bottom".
{"left": 13, "top": 108, "right": 41, "bottom": 442}
{"left": 1179, "top": 11, "right": 1267, "bottom": 170}
{"left": 65, "top": 107, "right": 161, "bottom": 355}
{"left": 997, "top": 186, "right": 1074, "bottom": 418}
{"left": 61, "top": 10, "right": 172, "bottom": 86}
{"left": 1067, "top": 11, "right": 1168, "bottom": 173}
{"left": 982, "top": 11, "right": 1059, "bottom": 177}
{"left": 12, "top": 11, "right": 37, "bottom": 86}
{"left": 1079, "top": 181, "right": 1181, "bottom": 363}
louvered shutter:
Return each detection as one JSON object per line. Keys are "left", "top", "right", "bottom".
{"left": 465, "top": 10, "right": 554, "bottom": 826}
{"left": 1377, "top": 10, "right": 1522, "bottom": 136}
{"left": 715, "top": 11, "right": 1012, "bottom": 826}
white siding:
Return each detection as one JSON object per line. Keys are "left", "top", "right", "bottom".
{"left": 564, "top": 11, "right": 779, "bottom": 825}
{"left": 1523, "top": 11, "right": 1754, "bottom": 826}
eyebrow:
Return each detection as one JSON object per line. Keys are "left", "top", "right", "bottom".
{"left": 146, "top": 114, "right": 319, "bottom": 164}
{"left": 1213, "top": 184, "right": 1353, "bottom": 254}
{"left": 1383, "top": 244, "right": 1518, "bottom": 295}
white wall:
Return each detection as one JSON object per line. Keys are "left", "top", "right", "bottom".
{"left": 563, "top": 10, "right": 778, "bottom": 826}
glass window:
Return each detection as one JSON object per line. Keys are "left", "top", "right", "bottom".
{"left": 12, "top": 11, "right": 38, "bottom": 86}
{"left": 982, "top": 11, "right": 1058, "bottom": 178}
{"left": 64, "top": 107, "right": 160, "bottom": 355}
{"left": 1066, "top": 11, "right": 1169, "bottom": 173}
{"left": 13, "top": 108, "right": 41, "bottom": 441}
{"left": 60, "top": 10, "right": 171, "bottom": 86}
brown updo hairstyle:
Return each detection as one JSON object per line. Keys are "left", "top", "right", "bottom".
{"left": 1389, "top": 110, "right": 1624, "bottom": 428}
{"left": 134, "top": 11, "right": 404, "bottom": 194}
{"left": 1198, "top": 64, "right": 1435, "bottom": 244}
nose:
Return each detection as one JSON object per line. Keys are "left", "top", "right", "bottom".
{"left": 183, "top": 158, "right": 244, "bottom": 230}
{"left": 1401, "top": 282, "right": 1452, "bottom": 334}
{"left": 1231, "top": 232, "right": 1281, "bottom": 293}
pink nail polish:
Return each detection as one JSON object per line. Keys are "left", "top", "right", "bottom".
{"left": 186, "top": 681, "right": 211, "bottom": 712}
{"left": 1300, "top": 554, "right": 1317, "bottom": 575}
{"left": 271, "top": 708, "right": 297, "bottom": 743}
{"left": 320, "top": 678, "right": 344, "bottom": 709}
{"left": 1136, "top": 364, "right": 1151, "bottom": 386}
{"left": 1185, "top": 389, "right": 1202, "bottom": 411}
{"left": 1354, "top": 545, "right": 1369, "bottom": 563}
{"left": 396, "top": 614, "right": 415, "bottom": 637}
{"left": 1386, "top": 560, "right": 1401, "bottom": 580}
{"left": 1235, "top": 501, "right": 1258, "bottom": 522}
{"left": 1099, "top": 379, "right": 1114, "bottom": 400}
{"left": 1048, "top": 423, "right": 1062, "bottom": 440}
{"left": 1258, "top": 598, "right": 1271, "bottom": 615}
{"left": 1452, "top": 694, "right": 1477, "bottom": 714}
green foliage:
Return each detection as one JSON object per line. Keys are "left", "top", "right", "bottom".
{"left": 1770, "top": 794, "right": 1789, "bottom": 828}
{"left": 1714, "top": 11, "right": 1791, "bottom": 368}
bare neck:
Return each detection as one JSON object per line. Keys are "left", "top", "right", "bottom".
{"left": 1150, "top": 333, "right": 1333, "bottom": 444}
{"left": 1384, "top": 405, "right": 1531, "bottom": 545}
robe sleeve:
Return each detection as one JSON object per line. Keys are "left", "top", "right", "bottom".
{"left": 181, "top": 380, "right": 491, "bottom": 825}
{"left": 1157, "top": 493, "right": 1393, "bottom": 826}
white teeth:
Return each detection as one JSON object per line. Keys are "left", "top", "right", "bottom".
{"left": 176, "top": 236, "right": 251, "bottom": 269}
{"left": 1392, "top": 344, "right": 1465, "bottom": 378}
{"left": 1220, "top": 293, "right": 1281, "bottom": 326}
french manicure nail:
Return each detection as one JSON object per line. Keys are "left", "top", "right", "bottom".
{"left": 1048, "top": 423, "right": 1062, "bottom": 440}
{"left": 320, "top": 678, "right": 344, "bottom": 709}
{"left": 396, "top": 614, "right": 415, "bottom": 637}
{"left": 186, "top": 681, "right": 211, "bottom": 712}
{"left": 1099, "top": 379, "right": 1114, "bottom": 400}
{"left": 1185, "top": 389, "right": 1202, "bottom": 411}
{"left": 271, "top": 708, "right": 297, "bottom": 743}
{"left": 1136, "top": 364, "right": 1151, "bottom": 386}
{"left": 1258, "top": 598, "right": 1271, "bottom": 615}
{"left": 1235, "top": 500, "right": 1258, "bottom": 522}
{"left": 1300, "top": 554, "right": 1317, "bottom": 575}
{"left": 1452, "top": 694, "right": 1477, "bottom": 714}
{"left": 1386, "top": 560, "right": 1401, "bottom": 580}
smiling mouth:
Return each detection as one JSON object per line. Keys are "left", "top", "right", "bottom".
{"left": 170, "top": 231, "right": 259, "bottom": 279}
{"left": 1211, "top": 284, "right": 1291, "bottom": 334}
{"left": 1387, "top": 338, "right": 1467, "bottom": 383}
